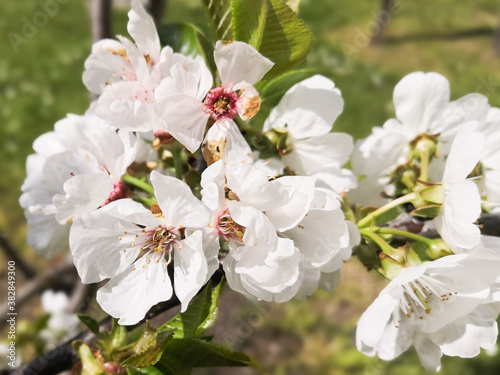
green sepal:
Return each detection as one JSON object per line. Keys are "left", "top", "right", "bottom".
{"left": 412, "top": 204, "right": 442, "bottom": 218}
{"left": 111, "top": 318, "right": 127, "bottom": 349}
{"left": 378, "top": 254, "right": 404, "bottom": 280}
{"left": 418, "top": 185, "right": 445, "bottom": 205}
{"left": 121, "top": 323, "right": 174, "bottom": 368}
{"left": 73, "top": 341, "right": 104, "bottom": 375}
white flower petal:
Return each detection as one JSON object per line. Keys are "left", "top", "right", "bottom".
{"left": 393, "top": 72, "right": 450, "bottom": 133}
{"left": 225, "top": 162, "right": 288, "bottom": 211}
{"left": 151, "top": 171, "right": 210, "bottom": 228}
{"left": 96, "top": 261, "right": 173, "bottom": 325}
{"left": 263, "top": 75, "right": 344, "bottom": 139}
{"left": 154, "top": 95, "right": 209, "bottom": 153}
{"left": 174, "top": 231, "right": 210, "bottom": 311}
{"left": 214, "top": 41, "right": 274, "bottom": 85}
{"left": 53, "top": 173, "right": 114, "bottom": 224}
{"left": 265, "top": 176, "right": 315, "bottom": 232}
{"left": 283, "top": 133, "right": 353, "bottom": 175}
{"left": 442, "top": 122, "right": 484, "bottom": 186}
{"left": 82, "top": 39, "right": 132, "bottom": 95}
{"left": 128, "top": 0, "right": 161, "bottom": 63}
{"left": 70, "top": 202, "right": 148, "bottom": 283}
{"left": 434, "top": 180, "right": 481, "bottom": 251}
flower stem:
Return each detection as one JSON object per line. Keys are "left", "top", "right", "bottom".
{"left": 419, "top": 148, "right": 429, "bottom": 182}
{"left": 373, "top": 227, "right": 435, "bottom": 247}
{"left": 359, "top": 228, "right": 404, "bottom": 263}
{"left": 357, "top": 192, "right": 417, "bottom": 228}
{"left": 122, "top": 174, "right": 155, "bottom": 196}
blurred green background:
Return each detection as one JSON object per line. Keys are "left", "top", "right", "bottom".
{"left": 1, "top": 0, "right": 500, "bottom": 373}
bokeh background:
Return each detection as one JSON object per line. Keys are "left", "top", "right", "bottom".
{"left": 1, "top": 0, "right": 500, "bottom": 373}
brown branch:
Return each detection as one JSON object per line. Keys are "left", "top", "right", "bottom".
{"left": 7, "top": 267, "right": 224, "bottom": 375}
{"left": 91, "top": 0, "right": 113, "bottom": 42}
{"left": 0, "top": 233, "right": 36, "bottom": 280}
{"left": 371, "top": 0, "right": 396, "bottom": 45}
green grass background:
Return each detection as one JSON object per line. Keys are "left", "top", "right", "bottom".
{"left": 1, "top": 0, "right": 500, "bottom": 373}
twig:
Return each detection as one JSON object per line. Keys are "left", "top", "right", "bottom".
{"left": 91, "top": 0, "right": 113, "bottom": 42}
{"left": 8, "top": 267, "right": 224, "bottom": 375}
{"left": 0, "top": 233, "right": 36, "bottom": 279}
{"left": 370, "top": 0, "right": 395, "bottom": 45}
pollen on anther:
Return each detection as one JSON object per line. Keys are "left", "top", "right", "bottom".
{"left": 133, "top": 267, "right": 136, "bottom": 270}
{"left": 118, "top": 237, "right": 122, "bottom": 240}
{"left": 132, "top": 243, "right": 136, "bottom": 247}
{"left": 124, "top": 231, "right": 128, "bottom": 234}
{"left": 178, "top": 246, "right": 182, "bottom": 250}
{"left": 156, "top": 260, "right": 160, "bottom": 263}
{"left": 123, "top": 250, "right": 126, "bottom": 253}
{"left": 136, "top": 234, "right": 139, "bottom": 238}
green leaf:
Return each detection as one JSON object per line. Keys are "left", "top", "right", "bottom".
{"left": 194, "top": 280, "right": 224, "bottom": 337}
{"left": 126, "top": 366, "right": 164, "bottom": 375}
{"left": 156, "top": 338, "right": 254, "bottom": 372}
{"left": 231, "top": 0, "right": 314, "bottom": 79}
{"left": 200, "top": 0, "right": 233, "bottom": 41}
{"left": 122, "top": 325, "right": 174, "bottom": 367}
{"left": 78, "top": 314, "right": 101, "bottom": 336}
{"left": 161, "top": 280, "right": 223, "bottom": 339}
{"left": 33, "top": 313, "right": 51, "bottom": 332}
{"left": 158, "top": 23, "right": 216, "bottom": 75}
{"left": 231, "top": 0, "right": 268, "bottom": 48}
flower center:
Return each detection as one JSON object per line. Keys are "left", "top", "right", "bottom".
{"left": 217, "top": 208, "right": 245, "bottom": 242}
{"left": 203, "top": 86, "right": 240, "bottom": 120}
{"left": 398, "top": 275, "right": 457, "bottom": 322}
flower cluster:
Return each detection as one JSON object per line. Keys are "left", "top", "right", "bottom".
{"left": 352, "top": 72, "right": 500, "bottom": 371}
{"left": 20, "top": 1, "right": 500, "bottom": 372}
{"left": 21, "top": 0, "right": 357, "bottom": 326}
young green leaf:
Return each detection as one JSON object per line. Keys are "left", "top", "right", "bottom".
{"left": 77, "top": 314, "right": 101, "bottom": 336}
{"left": 126, "top": 366, "right": 164, "bottom": 375}
{"left": 231, "top": 0, "right": 313, "bottom": 79}
{"left": 157, "top": 338, "right": 255, "bottom": 371}
{"left": 200, "top": 0, "right": 233, "bottom": 41}
{"left": 121, "top": 325, "right": 174, "bottom": 367}
{"left": 160, "top": 282, "right": 213, "bottom": 338}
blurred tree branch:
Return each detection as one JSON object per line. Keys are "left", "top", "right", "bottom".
{"left": 0, "top": 260, "right": 76, "bottom": 329}
{"left": 7, "top": 267, "right": 224, "bottom": 375}
{"left": 371, "top": 0, "right": 395, "bottom": 44}
{"left": 0, "top": 233, "right": 36, "bottom": 280}
{"left": 91, "top": 0, "right": 112, "bottom": 41}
